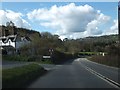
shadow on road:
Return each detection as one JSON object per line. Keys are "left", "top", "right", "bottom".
{"left": 24, "top": 69, "right": 49, "bottom": 88}
{"left": 60, "top": 59, "right": 75, "bottom": 65}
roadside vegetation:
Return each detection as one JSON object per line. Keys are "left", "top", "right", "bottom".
{"left": 88, "top": 55, "right": 119, "bottom": 68}
{"left": 88, "top": 44, "right": 120, "bottom": 68}
{"left": 78, "top": 52, "right": 107, "bottom": 56}
{"left": 37, "top": 59, "right": 53, "bottom": 64}
{"left": 2, "top": 63, "right": 46, "bottom": 88}
{"left": 1, "top": 18, "right": 119, "bottom": 90}
{"left": 2, "top": 26, "right": 119, "bottom": 66}
{"left": 3, "top": 55, "right": 32, "bottom": 62}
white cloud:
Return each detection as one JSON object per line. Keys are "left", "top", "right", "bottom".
{"left": 103, "top": 20, "right": 118, "bottom": 35}
{"left": 0, "top": 10, "right": 31, "bottom": 29}
{"left": 86, "top": 13, "right": 110, "bottom": 36}
{"left": 27, "top": 3, "right": 113, "bottom": 39}
{"left": 110, "top": 20, "right": 118, "bottom": 34}
{"left": 59, "top": 32, "right": 86, "bottom": 40}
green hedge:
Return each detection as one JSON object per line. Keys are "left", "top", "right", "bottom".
{"left": 3, "top": 55, "right": 30, "bottom": 62}
{"left": 2, "top": 55, "right": 42, "bottom": 62}
{"left": 2, "top": 64, "right": 46, "bottom": 88}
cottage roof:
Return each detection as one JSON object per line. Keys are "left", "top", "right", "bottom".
{"left": 0, "top": 35, "right": 17, "bottom": 43}
{"left": 0, "top": 35, "right": 31, "bottom": 43}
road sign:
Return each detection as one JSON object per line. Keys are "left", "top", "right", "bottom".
{"left": 43, "top": 56, "right": 51, "bottom": 59}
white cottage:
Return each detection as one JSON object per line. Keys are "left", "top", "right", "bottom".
{"left": 0, "top": 21, "right": 31, "bottom": 55}
{"left": 0, "top": 35, "right": 31, "bottom": 55}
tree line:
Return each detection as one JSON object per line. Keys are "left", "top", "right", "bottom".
{"left": 1, "top": 25, "right": 119, "bottom": 63}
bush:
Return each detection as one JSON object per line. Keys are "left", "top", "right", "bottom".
{"left": 2, "top": 64, "right": 46, "bottom": 88}
{"left": 88, "top": 55, "right": 119, "bottom": 68}
{"left": 2, "top": 55, "right": 42, "bottom": 62}
{"left": 105, "top": 44, "right": 120, "bottom": 55}
{"left": 3, "top": 55, "right": 30, "bottom": 62}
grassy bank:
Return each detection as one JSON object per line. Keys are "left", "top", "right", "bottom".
{"left": 37, "top": 59, "right": 53, "bottom": 64}
{"left": 78, "top": 52, "right": 107, "bottom": 56}
{"left": 2, "top": 64, "right": 47, "bottom": 88}
{"left": 79, "top": 52, "right": 98, "bottom": 55}
{"left": 88, "top": 55, "right": 119, "bottom": 68}
{"left": 2, "top": 52, "right": 75, "bottom": 64}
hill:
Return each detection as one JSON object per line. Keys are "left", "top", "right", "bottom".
{"left": 0, "top": 25, "right": 41, "bottom": 41}
{"left": 1, "top": 25, "right": 119, "bottom": 66}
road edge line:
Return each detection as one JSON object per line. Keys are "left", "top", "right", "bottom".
{"left": 80, "top": 63, "right": 120, "bottom": 89}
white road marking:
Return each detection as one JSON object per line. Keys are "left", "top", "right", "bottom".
{"left": 74, "top": 58, "right": 80, "bottom": 61}
{"left": 80, "top": 62, "right": 120, "bottom": 88}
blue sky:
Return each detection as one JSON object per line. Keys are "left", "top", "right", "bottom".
{"left": 0, "top": 2, "right": 118, "bottom": 39}
{"left": 2, "top": 2, "right": 118, "bottom": 18}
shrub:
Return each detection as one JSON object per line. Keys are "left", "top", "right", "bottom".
{"left": 88, "top": 55, "right": 119, "bottom": 68}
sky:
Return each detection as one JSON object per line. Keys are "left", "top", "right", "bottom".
{"left": 0, "top": 2, "right": 118, "bottom": 39}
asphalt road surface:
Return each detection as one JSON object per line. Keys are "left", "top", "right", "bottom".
{"left": 28, "top": 58, "right": 119, "bottom": 88}
{"left": 2, "top": 60, "right": 32, "bottom": 69}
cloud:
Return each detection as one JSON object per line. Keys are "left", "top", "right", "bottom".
{"left": 27, "top": 3, "right": 112, "bottom": 39}
{"left": 0, "top": 10, "right": 31, "bottom": 29}
{"left": 109, "top": 20, "right": 118, "bottom": 34}
{"left": 103, "top": 20, "right": 118, "bottom": 35}
{"left": 86, "top": 13, "right": 110, "bottom": 36}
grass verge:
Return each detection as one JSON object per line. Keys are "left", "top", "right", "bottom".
{"left": 2, "top": 63, "right": 47, "bottom": 88}
{"left": 88, "top": 55, "right": 119, "bottom": 68}
{"left": 79, "top": 52, "right": 107, "bottom": 56}
{"left": 37, "top": 59, "right": 53, "bottom": 64}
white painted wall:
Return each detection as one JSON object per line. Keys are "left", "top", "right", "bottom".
{"left": 0, "top": 39, "right": 15, "bottom": 48}
{"left": 0, "top": 37, "right": 31, "bottom": 49}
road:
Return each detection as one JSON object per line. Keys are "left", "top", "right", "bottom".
{"left": 2, "top": 60, "right": 33, "bottom": 69}
{"left": 28, "top": 58, "right": 119, "bottom": 88}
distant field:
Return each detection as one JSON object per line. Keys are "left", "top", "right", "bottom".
{"left": 78, "top": 52, "right": 107, "bottom": 56}
{"left": 79, "top": 52, "right": 97, "bottom": 55}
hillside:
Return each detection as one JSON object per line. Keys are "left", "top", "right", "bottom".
{"left": 0, "top": 25, "right": 119, "bottom": 54}
{"left": 0, "top": 25, "right": 118, "bottom": 44}
{"left": 78, "top": 34, "right": 118, "bottom": 44}
{"left": 1, "top": 25, "right": 119, "bottom": 66}
{"left": 0, "top": 25, "right": 41, "bottom": 41}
